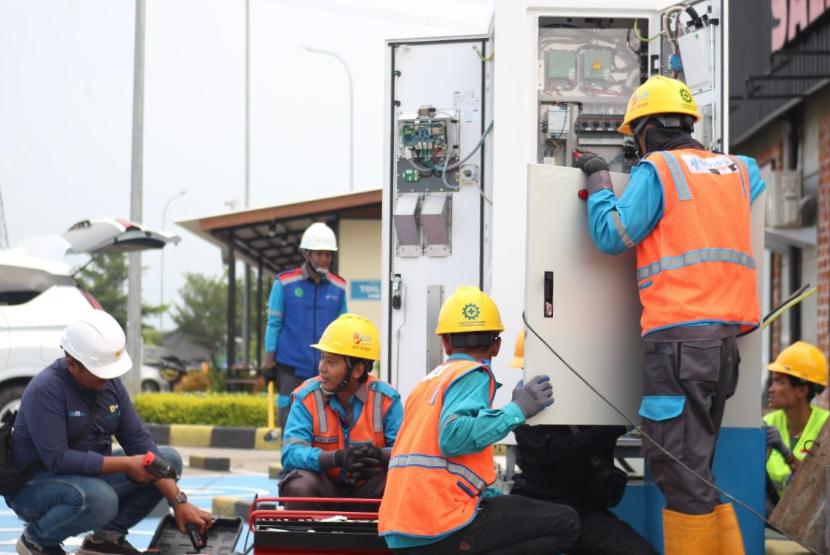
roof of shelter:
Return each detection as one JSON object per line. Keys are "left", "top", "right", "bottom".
{"left": 177, "top": 189, "right": 381, "bottom": 274}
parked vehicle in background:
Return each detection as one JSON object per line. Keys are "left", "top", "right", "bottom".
{"left": 0, "top": 218, "right": 179, "bottom": 418}
{"left": 142, "top": 346, "right": 188, "bottom": 392}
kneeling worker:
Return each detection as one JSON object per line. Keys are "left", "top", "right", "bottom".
{"left": 280, "top": 313, "right": 402, "bottom": 509}
{"left": 5, "top": 310, "right": 211, "bottom": 555}
{"left": 764, "top": 341, "right": 829, "bottom": 510}
{"left": 379, "top": 286, "right": 580, "bottom": 554}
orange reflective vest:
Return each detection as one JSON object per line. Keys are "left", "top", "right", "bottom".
{"left": 636, "top": 149, "right": 760, "bottom": 336}
{"left": 293, "top": 375, "right": 393, "bottom": 482}
{"left": 378, "top": 358, "right": 496, "bottom": 540}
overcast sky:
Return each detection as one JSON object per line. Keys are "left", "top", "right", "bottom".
{"left": 0, "top": 0, "right": 493, "bottom": 329}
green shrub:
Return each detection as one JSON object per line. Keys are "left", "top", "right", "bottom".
{"left": 135, "top": 393, "right": 268, "bottom": 427}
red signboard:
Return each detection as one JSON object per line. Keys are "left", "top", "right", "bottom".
{"left": 771, "top": 0, "right": 829, "bottom": 51}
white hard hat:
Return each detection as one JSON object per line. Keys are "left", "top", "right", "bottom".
{"left": 299, "top": 222, "right": 338, "bottom": 252}
{"left": 60, "top": 310, "right": 132, "bottom": 379}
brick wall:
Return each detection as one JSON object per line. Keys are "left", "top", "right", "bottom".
{"left": 818, "top": 114, "right": 830, "bottom": 363}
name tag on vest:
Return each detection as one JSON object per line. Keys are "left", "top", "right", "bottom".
{"left": 680, "top": 154, "right": 739, "bottom": 176}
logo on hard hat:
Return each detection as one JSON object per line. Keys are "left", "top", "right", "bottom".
{"left": 114, "top": 349, "right": 123, "bottom": 361}
{"left": 679, "top": 89, "right": 693, "bottom": 104}
{"left": 352, "top": 331, "right": 372, "bottom": 351}
{"left": 462, "top": 303, "right": 481, "bottom": 321}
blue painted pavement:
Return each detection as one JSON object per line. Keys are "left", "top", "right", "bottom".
{"left": 0, "top": 474, "right": 275, "bottom": 554}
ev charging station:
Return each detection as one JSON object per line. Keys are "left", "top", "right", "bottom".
{"left": 381, "top": 2, "right": 767, "bottom": 552}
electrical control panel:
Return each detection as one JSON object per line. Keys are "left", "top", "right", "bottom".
{"left": 537, "top": 19, "right": 647, "bottom": 171}
{"left": 397, "top": 106, "right": 461, "bottom": 192}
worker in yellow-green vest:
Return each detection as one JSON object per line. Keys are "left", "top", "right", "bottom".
{"left": 764, "top": 341, "right": 829, "bottom": 512}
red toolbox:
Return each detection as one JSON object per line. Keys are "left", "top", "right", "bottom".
{"left": 249, "top": 497, "right": 392, "bottom": 555}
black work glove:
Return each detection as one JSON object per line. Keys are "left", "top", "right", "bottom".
{"left": 574, "top": 152, "right": 613, "bottom": 194}
{"left": 511, "top": 375, "right": 554, "bottom": 419}
{"left": 334, "top": 444, "right": 383, "bottom": 474}
{"left": 574, "top": 152, "right": 609, "bottom": 176}
{"left": 262, "top": 366, "right": 277, "bottom": 385}
{"left": 765, "top": 425, "right": 793, "bottom": 460}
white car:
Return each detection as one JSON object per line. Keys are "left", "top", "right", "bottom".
{"left": 0, "top": 219, "right": 179, "bottom": 417}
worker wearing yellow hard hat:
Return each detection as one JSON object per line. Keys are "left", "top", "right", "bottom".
{"left": 764, "top": 341, "right": 829, "bottom": 510}
{"left": 507, "top": 329, "right": 657, "bottom": 555}
{"left": 379, "top": 287, "right": 580, "bottom": 553}
{"left": 574, "top": 74, "right": 767, "bottom": 555}
{"left": 279, "top": 314, "right": 402, "bottom": 511}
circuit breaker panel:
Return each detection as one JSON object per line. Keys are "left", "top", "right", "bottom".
{"left": 383, "top": 37, "right": 490, "bottom": 398}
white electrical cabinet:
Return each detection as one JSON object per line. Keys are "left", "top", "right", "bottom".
{"left": 381, "top": 37, "right": 491, "bottom": 398}
{"left": 523, "top": 165, "right": 643, "bottom": 425}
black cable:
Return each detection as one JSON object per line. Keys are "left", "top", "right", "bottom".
{"left": 520, "top": 311, "right": 820, "bottom": 554}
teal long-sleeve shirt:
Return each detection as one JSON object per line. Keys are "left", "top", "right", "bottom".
{"left": 384, "top": 353, "right": 527, "bottom": 550}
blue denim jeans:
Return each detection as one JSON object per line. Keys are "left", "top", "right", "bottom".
{"left": 4, "top": 446, "right": 182, "bottom": 547}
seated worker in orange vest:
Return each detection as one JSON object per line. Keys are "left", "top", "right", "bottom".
{"left": 508, "top": 329, "right": 657, "bottom": 555}
{"left": 378, "top": 286, "right": 580, "bottom": 554}
{"left": 279, "top": 314, "right": 402, "bottom": 510}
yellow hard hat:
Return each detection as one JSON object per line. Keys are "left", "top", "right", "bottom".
{"left": 509, "top": 329, "right": 524, "bottom": 369}
{"left": 768, "top": 341, "right": 828, "bottom": 387}
{"left": 435, "top": 286, "right": 504, "bottom": 335}
{"left": 311, "top": 313, "right": 380, "bottom": 361}
{"left": 618, "top": 75, "right": 701, "bottom": 135}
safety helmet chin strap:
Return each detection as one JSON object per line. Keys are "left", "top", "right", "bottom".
{"left": 321, "top": 356, "right": 362, "bottom": 395}
{"left": 302, "top": 251, "right": 331, "bottom": 276}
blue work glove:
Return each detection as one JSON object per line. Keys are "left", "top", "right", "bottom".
{"left": 765, "top": 425, "right": 793, "bottom": 460}
{"left": 511, "top": 375, "right": 554, "bottom": 418}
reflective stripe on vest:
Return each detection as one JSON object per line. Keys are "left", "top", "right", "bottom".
{"left": 652, "top": 151, "right": 692, "bottom": 201}
{"left": 312, "top": 389, "right": 327, "bottom": 433}
{"left": 636, "top": 149, "right": 760, "bottom": 335}
{"left": 389, "top": 454, "right": 488, "bottom": 492}
{"left": 637, "top": 247, "right": 756, "bottom": 282}
{"left": 378, "top": 358, "right": 497, "bottom": 540}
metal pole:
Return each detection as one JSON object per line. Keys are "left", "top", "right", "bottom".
{"left": 241, "top": 0, "right": 252, "bottom": 367}
{"left": 126, "top": 0, "right": 146, "bottom": 397}
{"left": 256, "top": 258, "right": 263, "bottom": 368}
{"left": 159, "top": 190, "right": 187, "bottom": 330}
{"left": 301, "top": 46, "right": 354, "bottom": 191}
{"left": 227, "top": 238, "right": 237, "bottom": 374}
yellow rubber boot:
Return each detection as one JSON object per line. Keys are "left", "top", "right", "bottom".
{"left": 715, "top": 503, "right": 745, "bottom": 555}
{"left": 662, "top": 508, "right": 719, "bottom": 555}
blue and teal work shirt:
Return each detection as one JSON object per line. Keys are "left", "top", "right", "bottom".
{"left": 384, "top": 353, "right": 527, "bottom": 550}
{"left": 265, "top": 264, "right": 348, "bottom": 378}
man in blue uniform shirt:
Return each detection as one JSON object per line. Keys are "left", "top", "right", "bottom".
{"left": 264, "top": 222, "right": 348, "bottom": 434}
{"left": 5, "top": 311, "right": 211, "bottom": 555}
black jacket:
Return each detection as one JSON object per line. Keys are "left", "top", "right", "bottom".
{"left": 511, "top": 424, "right": 626, "bottom": 513}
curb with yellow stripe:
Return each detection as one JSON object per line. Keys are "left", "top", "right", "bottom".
{"left": 146, "top": 424, "right": 281, "bottom": 450}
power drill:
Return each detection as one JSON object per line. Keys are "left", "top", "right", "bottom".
{"left": 143, "top": 451, "right": 179, "bottom": 480}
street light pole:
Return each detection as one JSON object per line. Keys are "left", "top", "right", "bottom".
{"left": 159, "top": 190, "right": 187, "bottom": 331}
{"left": 302, "top": 46, "right": 354, "bottom": 191}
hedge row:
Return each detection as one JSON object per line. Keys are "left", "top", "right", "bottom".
{"left": 135, "top": 393, "right": 269, "bottom": 427}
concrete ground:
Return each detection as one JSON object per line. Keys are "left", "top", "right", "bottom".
{"left": 0, "top": 447, "right": 819, "bottom": 554}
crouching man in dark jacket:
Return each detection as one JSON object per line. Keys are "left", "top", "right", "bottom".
{"left": 4, "top": 311, "right": 211, "bottom": 555}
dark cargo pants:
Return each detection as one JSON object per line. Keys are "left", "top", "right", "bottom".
{"left": 276, "top": 363, "right": 305, "bottom": 436}
{"left": 640, "top": 336, "right": 739, "bottom": 514}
